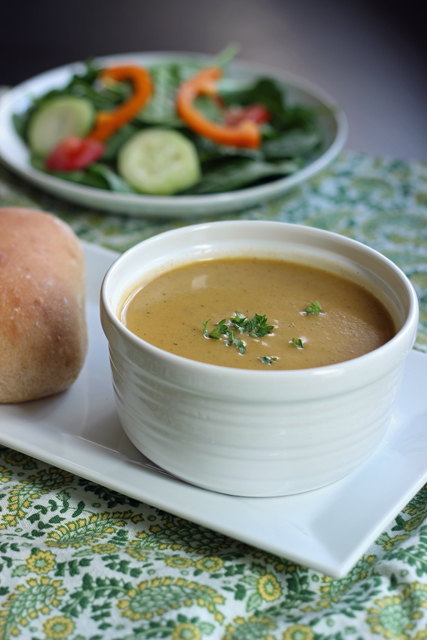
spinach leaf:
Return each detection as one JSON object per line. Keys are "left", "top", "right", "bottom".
{"left": 30, "top": 155, "right": 107, "bottom": 190}
{"left": 190, "top": 134, "right": 262, "bottom": 164}
{"left": 212, "top": 43, "right": 240, "bottom": 68}
{"left": 262, "top": 129, "right": 323, "bottom": 159}
{"left": 182, "top": 158, "right": 301, "bottom": 194}
{"left": 31, "top": 155, "right": 137, "bottom": 193}
{"left": 221, "top": 77, "right": 319, "bottom": 131}
{"left": 137, "top": 61, "right": 225, "bottom": 127}
{"left": 137, "top": 61, "right": 202, "bottom": 126}
{"left": 101, "top": 123, "right": 141, "bottom": 160}
{"left": 87, "top": 163, "right": 137, "bottom": 193}
{"left": 137, "top": 64, "right": 185, "bottom": 127}
{"left": 12, "top": 112, "right": 28, "bottom": 141}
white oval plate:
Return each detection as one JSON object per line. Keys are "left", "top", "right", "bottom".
{"left": 0, "top": 52, "right": 348, "bottom": 218}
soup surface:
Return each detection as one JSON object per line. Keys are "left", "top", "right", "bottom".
{"left": 121, "top": 258, "right": 395, "bottom": 370}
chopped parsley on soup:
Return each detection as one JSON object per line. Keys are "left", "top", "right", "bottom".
{"left": 121, "top": 258, "right": 395, "bottom": 370}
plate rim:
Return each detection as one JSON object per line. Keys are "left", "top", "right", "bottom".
{"left": 0, "top": 51, "right": 348, "bottom": 218}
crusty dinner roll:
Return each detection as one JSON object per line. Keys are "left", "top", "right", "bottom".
{"left": 0, "top": 207, "right": 88, "bottom": 402}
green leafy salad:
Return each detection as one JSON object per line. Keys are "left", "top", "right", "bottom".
{"left": 13, "top": 51, "right": 325, "bottom": 197}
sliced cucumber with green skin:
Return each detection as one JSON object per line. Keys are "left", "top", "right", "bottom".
{"left": 28, "top": 96, "right": 95, "bottom": 157}
{"left": 117, "top": 128, "right": 201, "bottom": 195}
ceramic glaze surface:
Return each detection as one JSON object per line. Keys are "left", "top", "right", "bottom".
{"left": 100, "top": 221, "right": 419, "bottom": 496}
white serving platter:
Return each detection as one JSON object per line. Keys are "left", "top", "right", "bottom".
{"left": 0, "top": 242, "right": 426, "bottom": 578}
{"left": 0, "top": 52, "right": 347, "bottom": 218}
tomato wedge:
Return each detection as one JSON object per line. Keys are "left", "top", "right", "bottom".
{"left": 224, "top": 104, "right": 271, "bottom": 126}
{"left": 46, "top": 136, "right": 105, "bottom": 171}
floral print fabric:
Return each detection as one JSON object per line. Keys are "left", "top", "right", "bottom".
{"left": 1, "top": 451, "right": 427, "bottom": 639}
{"left": 1, "top": 151, "right": 427, "bottom": 638}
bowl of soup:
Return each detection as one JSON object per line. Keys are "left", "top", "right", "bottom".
{"left": 100, "top": 221, "right": 419, "bottom": 497}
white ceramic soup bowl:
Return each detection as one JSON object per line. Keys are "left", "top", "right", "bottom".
{"left": 100, "top": 221, "right": 419, "bottom": 497}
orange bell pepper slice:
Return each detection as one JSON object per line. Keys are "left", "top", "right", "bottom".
{"left": 87, "top": 65, "right": 153, "bottom": 142}
{"left": 176, "top": 67, "right": 261, "bottom": 149}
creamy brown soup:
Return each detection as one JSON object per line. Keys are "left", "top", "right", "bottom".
{"left": 121, "top": 258, "right": 395, "bottom": 370}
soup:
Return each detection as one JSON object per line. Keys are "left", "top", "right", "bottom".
{"left": 121, "top": 257, "right": 395, "bottom": 370}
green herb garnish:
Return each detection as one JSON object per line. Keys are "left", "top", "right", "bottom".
{"left": 201, "top": 319, "right": 220, "bottom": 339}
{"left": 228, "top": 312, "right": 274, "bottom": 337}
{"left": 291, "top": 337, "right": 304, "bottom": 349}
{"left": 304, "top": 301, "right": 322, "bottom": 314}
{"left": 201, "top": 312, "right": 274, "bottom": 357}
{"left": 224, "top": 330, "right": 246, "bottom": 354}
{"left": 258, "top": 356, "right": 278, "bottom": 365}
{"left": 249, "top": 314, "right": 275, "bottom": 338}
{"left": 211, "top": 318, "right": 228, "bottom": 338}
{"left": 227, "top": 312, "right": 249, "bottom": 333}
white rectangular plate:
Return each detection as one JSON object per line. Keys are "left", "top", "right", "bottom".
{"left": 1, "top": 242, "right": 426, "bottom": 578}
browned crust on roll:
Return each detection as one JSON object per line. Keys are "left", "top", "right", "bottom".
{"left": 0, "top": 207, "right": 88, "bottom": 403}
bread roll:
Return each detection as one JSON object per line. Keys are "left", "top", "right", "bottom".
{"left": 0, "top": 207, "right": 88, "bottom": 403}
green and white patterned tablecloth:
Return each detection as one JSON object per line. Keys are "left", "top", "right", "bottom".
{"left": 1, "top": 152, "right": 427, "bottom": 640}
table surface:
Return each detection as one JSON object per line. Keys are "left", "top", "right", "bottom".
{"left": 1, "top": 150, "right": 427, "bottom": 638}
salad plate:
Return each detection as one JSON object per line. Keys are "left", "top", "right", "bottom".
{"left": 0, "top": 52, "right": 347, "bottom": 218}
{"left": 0, "top": 242, "right": 426, "bottom": 577}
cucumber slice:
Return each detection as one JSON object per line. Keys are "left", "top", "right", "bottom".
{"left": 117, "top": 128, "right": 201, "bottom": 195}
{"left": 28, "top": 96, "right": 95, "bottom": 157}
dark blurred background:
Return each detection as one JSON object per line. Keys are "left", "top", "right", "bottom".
{"left": 2, "top": 0, "right": 426, "bottom": 159}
